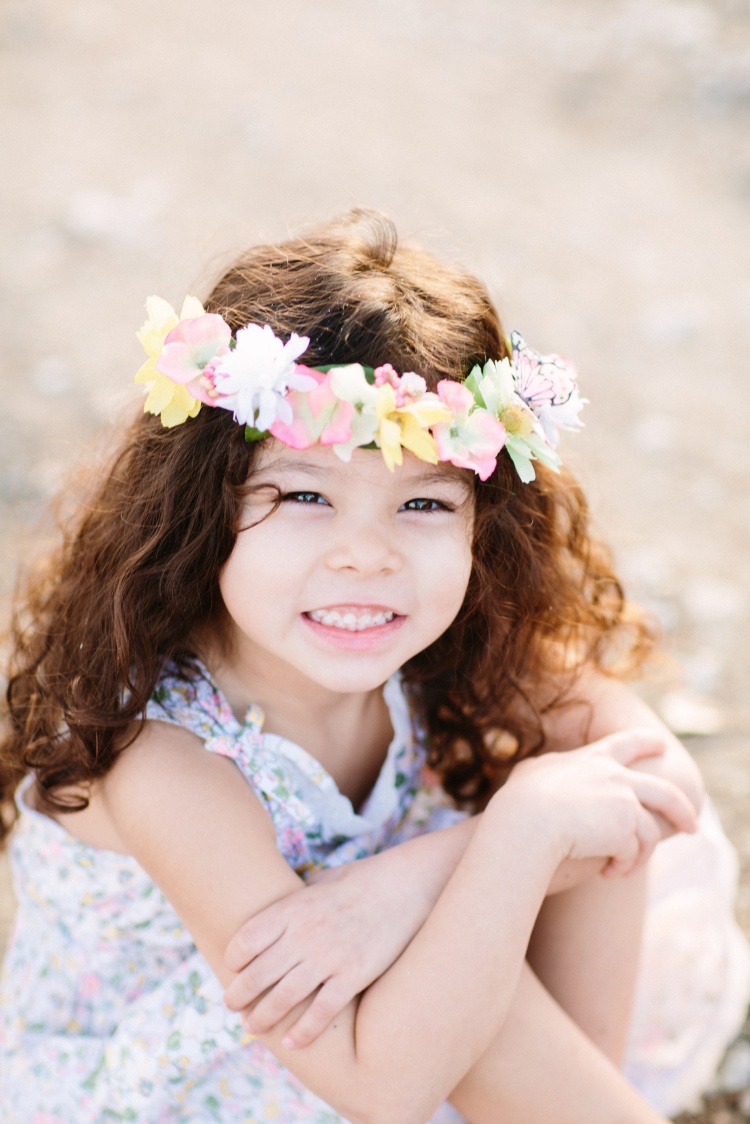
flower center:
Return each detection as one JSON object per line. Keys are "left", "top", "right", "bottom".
{"left": 501, "top": 404, "right": 534, "bottom": 437}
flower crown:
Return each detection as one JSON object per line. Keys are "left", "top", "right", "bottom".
{"left": 135, "top": 295, "right": 585, "bottom": 483}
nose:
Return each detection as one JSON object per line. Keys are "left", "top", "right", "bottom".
{"left": 326, "top": 515, "right": 402, "bottom": 576}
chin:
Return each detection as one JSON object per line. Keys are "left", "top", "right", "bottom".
{"left": 303, "top": 661, "right": 405, "bottom": 696}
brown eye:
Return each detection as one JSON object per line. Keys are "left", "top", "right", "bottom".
{"left": 282, "top": 491, "right": 328, "bottom": 505}
{"left": 400, "top": 498, "right": 452, "bottom": 513}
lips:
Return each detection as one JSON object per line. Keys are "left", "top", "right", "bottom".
{"left": 306, "top": 607, "right": 397, "bottom": 632}
{"left": 302, "top": 606, "right": 406, "bottom": 651}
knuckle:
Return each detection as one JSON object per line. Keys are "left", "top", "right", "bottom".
{"left": 273, "top": 979, "right": 302, "bottom": 1010}
{"left": 236, "top": 965, "right": 269, "bottom": 1001}
{"left": 310, "top": 993, "right": 336, "bottom": 1021}
{"left": 247, "top": 1012, "right": 273, "bottom": 1035}
{"left": 242, "top": 1010, "right": 263, "bottom": 1035}
{"left": 300, "top": 1007, "right": 329, "bottom": 1035}
{"left": 250, "top": 996, "right": 287, "bottom": 1034}
{"left": 236, "top": 920, "right": 261, "bottom": 953}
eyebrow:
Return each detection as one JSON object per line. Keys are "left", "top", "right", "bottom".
{"left": 253, "top": 459, "right": 334, "bottom": 477}
{"left": 255, "top": 458, "right": 471, "bottom": 490}
{"left": 411, "top": 464, "right": 471, "bottom": 488}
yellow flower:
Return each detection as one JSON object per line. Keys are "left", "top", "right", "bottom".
{"left": 134, "top": 295, "right": 205, "bottom": 428}
{"left": 500, "top": 402, "right": 534, "bottom": 437}
{"left": 375, "top": 384, "right": 450, "bottom": 472}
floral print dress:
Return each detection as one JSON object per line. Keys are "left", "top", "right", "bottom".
{"left": 1, "top": 663, "right": 748, "bottom": 1122}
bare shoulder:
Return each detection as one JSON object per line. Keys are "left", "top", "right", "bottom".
{"left": 100, "top": 718, "right": 300, "bottom": 979}
{"left": 538, "top": 665, "right": 666, "bottom": 750}
{"left": 101, "top": 716, "right": 280, "bottom": 874}
{"left": 540, "top": 667, "right": 704, "bottom": 812}
{"left": 102, "top": 718, "right": 254, "bottom": 811}
{"left": 32, "top": 720, "right": 215, "bottom": 853}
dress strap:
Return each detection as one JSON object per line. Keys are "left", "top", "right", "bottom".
{"left": 145, "top": 662, "right": 262, "bottom": 743}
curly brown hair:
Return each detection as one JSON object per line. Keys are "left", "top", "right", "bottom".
{"left": 0, "top": 209, "right": 652, "bottom": 844}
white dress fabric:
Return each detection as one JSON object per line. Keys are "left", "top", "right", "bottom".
{"left": 0, "top": 662, "right": 748, "bottom": 1122}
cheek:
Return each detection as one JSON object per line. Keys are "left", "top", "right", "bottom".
{"left": 218, "top": 536, "right": 273, "bottom": 619}
{"left": 418, "top": 529, "right": 473, "bottom": 622}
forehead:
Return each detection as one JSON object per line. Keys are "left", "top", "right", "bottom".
{"left": 253, "top": 441, "right": 473, "bottom": 493}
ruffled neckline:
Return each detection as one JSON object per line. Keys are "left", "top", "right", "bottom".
{"left": 182, "top": 660, "right": 420, "bottom": 832}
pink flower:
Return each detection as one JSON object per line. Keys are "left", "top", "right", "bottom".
{"left": 156, "top": 314, "right": 232, "bottom": 405}
{"left": 269, "top": 367, "right": 355, "bottom": 448}
{"left": 373, "top": 363, "right": 401, "bottom": 390}
{"left": 373, "top": 365, "right": 427, "bottom": 406}
{"left": 431, "top": 380, "right": 506, "bottom": 481}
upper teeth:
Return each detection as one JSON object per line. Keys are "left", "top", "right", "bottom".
{"left": 308, "top": 609, "right": 396, "bottom": 631}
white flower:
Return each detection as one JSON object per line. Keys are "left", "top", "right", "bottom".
{"left": 328, "top": 364, "right": 380, "bottom": 460}
{"left": 212, "top": 324, "right": 314, "bottom": 430}
{"left": 469, "top": 358, "right": 561, "bottom": 482}
{"left": 536, "top": 389, "right": 586, "bottom": 447}
{"left": 398, "top": 371, "right": 427, "bottom": 401}
{"left": 509, "top": 330, "right": 586, "bottom": 448}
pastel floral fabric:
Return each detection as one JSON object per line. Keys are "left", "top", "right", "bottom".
{"left": 0, "top": 666, "right": 464, "bottom": 1123}
{"left": 1, "top": 665, "right": 749, "bottom": 1121}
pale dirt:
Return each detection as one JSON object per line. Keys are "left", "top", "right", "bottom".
{"left": 2, "top": 1, "right": 750, "bottom": 1119}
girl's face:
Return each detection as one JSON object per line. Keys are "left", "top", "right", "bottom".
{"left": 218, "top": 441, "right": 474, "bottom": 700}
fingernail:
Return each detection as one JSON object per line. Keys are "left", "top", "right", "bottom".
{"left": 282, "top": 1035, "right": 295, "bottom": 1050}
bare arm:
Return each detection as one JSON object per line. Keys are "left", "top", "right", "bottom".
{"left": 224, "top": 679, "right": 703, "bottom": 1047}
{"left": 223, "top": 812, "right": 607, "bottom": 1048}
{"left": 101, "top": 721, "right": 695, "bottom": 1124}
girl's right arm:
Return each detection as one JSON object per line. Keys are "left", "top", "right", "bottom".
{"left": 101, "top": 721, "right": 695, "bottom": 1124}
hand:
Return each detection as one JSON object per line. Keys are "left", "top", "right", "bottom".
{"left": 223, "top": 850, "right": 435, "bottom": 1048}
{"left": 502, "top": 728, "right": 698, "bottom": 878}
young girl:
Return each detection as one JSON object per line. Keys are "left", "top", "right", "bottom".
{"left": 1, "top": 209, "right": 748, "bottom": 1124}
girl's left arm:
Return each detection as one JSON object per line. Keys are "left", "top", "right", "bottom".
{"left": 225, "top": 673, "right": 703, "bottom": 1047}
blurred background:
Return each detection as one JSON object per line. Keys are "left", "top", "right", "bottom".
{"left": 1, "top": 0, "right": 750, "bottom": 1109}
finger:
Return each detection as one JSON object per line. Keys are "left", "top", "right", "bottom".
{"left": 601, "top": 807, "right": 658, "bottom": 880}
{"left": 281, "top": 977, "right": 352, "bottom": 1050}
{"left": 620, "top": 809, "right": 661, "bottom": 876}
{"left": 601, "top": 831, "right": 640, "bottom": 879}
{"left": 591, "top": 727, "right": 668, "bottom": 768}
{"left": 242, "top": 962, "right": 319, "bottom": 1036}
{"left": 630, "top": 773, "right": 698, "bottom": 835}
{"left": 648, "top": 810, "right": 677, "bottom": 841}
{"left": 224, "top": 940, "right": 300, "bottom": 1012}
{"left": 225, "top": 911, "right": 288, "bottom": 973}
{"left": 632, "top": 806, "right": 662, "bottom": 871}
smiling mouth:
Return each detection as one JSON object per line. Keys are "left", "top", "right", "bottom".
{"left": 305, "top": 608, "right": 398, "bottom": 632}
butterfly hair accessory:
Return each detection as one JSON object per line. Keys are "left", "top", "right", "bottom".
{"left": 134, "top": 296, "right": 586, "bottom": 483}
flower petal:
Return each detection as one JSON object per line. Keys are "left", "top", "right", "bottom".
{"left": 397, "top": 418, "right": 440, "bottom": 465}
{"left": 378, "top": 417, "right": 404, "bottom": 471}
{"left": 179, "top": 295, "right": 206, "bottom": 321}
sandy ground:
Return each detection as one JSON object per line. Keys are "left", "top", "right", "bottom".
{"left": 2, "top": 0, "right": 750, "bottom": 1119}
